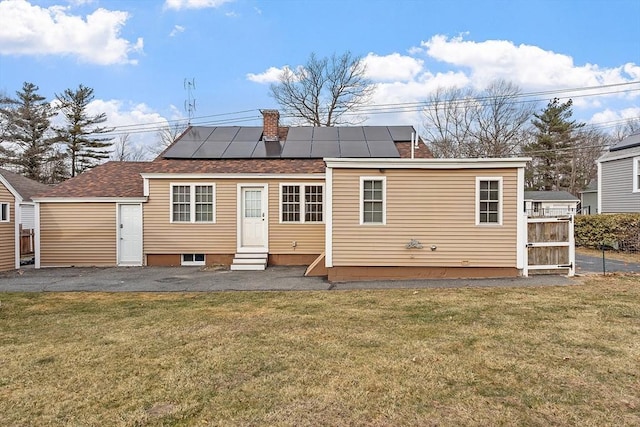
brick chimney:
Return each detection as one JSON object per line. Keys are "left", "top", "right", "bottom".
{"left": 261, "top": 109, "right": 280, "bottom": 141}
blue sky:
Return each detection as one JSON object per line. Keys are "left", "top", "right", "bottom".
{"left": 0, "top": 0, "right": 639, "bottom": 152}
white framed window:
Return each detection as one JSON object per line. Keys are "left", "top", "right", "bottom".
{"left": 0, "top": 202, "right": 8, "bottom": 222}
{"left": 170, "top": 183, "right": 215, "bottom": 223}
{"left": 360, "top": 177, "right": 386, "bottom": 225}
{"left": 181, "top": 253, "right": 205, "bottom": 266}
{"left": 476, "top": 177, "right": 503, "bottom": 225}
{"left": 633, "top": 157, "right": 640, "bottom": 193}
{"left": 279, "top": 184, "right": 324, "bottom": 223}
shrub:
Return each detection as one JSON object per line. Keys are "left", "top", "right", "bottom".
{"left": 575, "top": 214, "right": 640, "bottom": 251}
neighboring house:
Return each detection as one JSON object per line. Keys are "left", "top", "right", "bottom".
{"left": 598, "top": 133, "right": 640, "bottom": 213}
{"left": 524, "top": 191, "right": 580, "bottom": 217}
{"left": 579, "top": 180, "right": 598, "bottom": 215}
{"left": 0, "top": 168, "right": 50, "bottom": 271}
{"left": 33, "top": 109, "right": 531, "bottom": 280}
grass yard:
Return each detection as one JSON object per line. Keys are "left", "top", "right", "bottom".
{"left": 1, "top": 276, "right": 639, "bottom": 426}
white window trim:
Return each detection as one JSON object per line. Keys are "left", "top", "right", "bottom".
{"left": 476, "top": 177, "right": 503, "bottom": 226}
{"left": 633, "top": 157, "right": 640, "bottom": 193}
{"left": 360, "top": 176, "right": 387, "bottom": 225}
{"left": 0, "top": 202, "right": 9, "bottom": 223}
{"left": 278, "top": 183, "right": 325, "bottom": 224}
{"left": 181, "top": 254, "right": 206, "bottom": 266}
{"left": 169, "top": 182, "right": 216, "bottom": 223}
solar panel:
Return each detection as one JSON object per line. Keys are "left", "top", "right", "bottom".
{"left": 388, "top": 126, "right": 415, "bottom": 142}
{"left": 163, "top": 140, "right": 205, "bottom": 158}
{"left": 251, "top": 140, "right": 283, "bottom": 158}
{"left": 281, "top": 140, "right": 312, "bottom": 158}
{"left": 337, "top": 127, "right": 366, "bottom": 141}
{"left": 367, "top": 140, "right": 400, "bottom": 158}
{"left": 222, "top": 141, "right": 259, "bottom": 158}
{"left": 286, "top": 127, "right": 313, "bottom": 140}
{"left": 339, "top": 140, "right": 370, "bottom": 157}
{"left": 312, "top": 127, "right": 338, "bottom": 140}
{"left": 208, "top": 127, "right": 241, "bottom": 141}
{"left": 233, "top": 127, "right": 262, "bottom": 143}
{"left": 363, "top": 126, "right": 393, "bottom": 141}
{"left": 180, "top": 126, "right": 215, "bottom": 142}
{"left": 192, "top": 140, "right": 230, "bottom": 158}
{"left": 311, "top": 140, "right": 340, "bottom": 158}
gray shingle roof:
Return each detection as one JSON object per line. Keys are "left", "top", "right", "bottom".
{"left": 524, "top": 191, "right": 580, "bottom": 202}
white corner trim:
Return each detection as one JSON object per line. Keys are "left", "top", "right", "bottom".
{"left": 516, "top": 167, "right": 525, "bottom": 270}
{"left": 34, "top": 202, "right": 40, "bottom": 269}
{"left": 325, "top": 167, "right": 333, "bottom": 268}
{"left": 633, "top": 157, "right": 640, "bottom": 193}
{"left": 143, "top": 177, "right": 150, "bottom": 197}
{"left": 597, "top": 162, "right": 602, "bottom": 214}
{"left": 13, "top": 202, "right": 20, "bottom": 269}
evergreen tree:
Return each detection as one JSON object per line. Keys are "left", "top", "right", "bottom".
{"left": 0, "top": 82, "right": 58, "bottom": 182}
{"left": 55, "top": 84, "right": 114, "bottom": 177}
{"left": 522, "top": 98, "right": 584, "bottom": 191}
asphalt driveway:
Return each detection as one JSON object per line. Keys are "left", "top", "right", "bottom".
{"left": 576, "top": 253, "right": 640, "bottom": 274}
{"left": 0, "top": 265, "right": 577, "bottom": 292}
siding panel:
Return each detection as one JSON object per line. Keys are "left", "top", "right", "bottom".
{"left": 40, "top": 203, "right": 116, "bottom": 266}
{"left": 144, "top": 178, "right": 324, "bottom": 256}
{"left": 331, "top": 168, "right": 518, "bottom": 267}
{"left": 0, "top": 184, "right": 16, "bottom": 271}
{"left": 601, "top": 158, "right": 640, "bottom": 213}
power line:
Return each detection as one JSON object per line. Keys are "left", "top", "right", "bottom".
{"left": 98, "top": 81, "right": 640, "bottom": 138}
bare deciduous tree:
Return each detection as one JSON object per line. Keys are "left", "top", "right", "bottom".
{"left": 147, "top": 121, "right": 187, "bottom": 157}
{"left": 422, "top": 80, "right": 536, "bottom": 158}
{"left": 422, "top": 86, "right": 476, "bottom": 157}
{"left": 111, "top": 134, "right": 146, "bottom": 162}
{"left": 613, "top": 117, "right": 640, "bottom": 141}
{"left": 270, "top": 51, "right": 375, "bottom": 126}
{"left": 472, "top": 80, "right": 536, "bottom": 157}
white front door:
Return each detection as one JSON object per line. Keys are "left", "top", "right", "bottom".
{"left": 240, "top": 186, "right": 267, "bottom": 250}
{"left": 118, "top": 204, "right": 142, "bottom": 266}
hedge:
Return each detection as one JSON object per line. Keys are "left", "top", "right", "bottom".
{"left": 575, "top": 214, "right": 640, "bottom": 251}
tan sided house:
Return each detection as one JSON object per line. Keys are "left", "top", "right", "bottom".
{"left": 33, "top": 110, "right": 531, "bottom": 281}
{"left": 0, "top": 168, "right": 50, "bottom": 271}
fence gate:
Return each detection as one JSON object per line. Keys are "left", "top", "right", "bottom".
{"left": 525, "top": 216, "right": 575, "bottom": 276}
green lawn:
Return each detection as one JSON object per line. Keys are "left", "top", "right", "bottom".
{"left": 1, "top": 275, "right": 639, "bottom": 426}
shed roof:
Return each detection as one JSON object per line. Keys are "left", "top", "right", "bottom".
{"left": 524, "top": 191, "right": 580, "bottom": 202}
{"left": 0, "top": 168, "right": 50, "bottom": 202}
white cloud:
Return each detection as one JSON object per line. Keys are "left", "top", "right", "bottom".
{"left": 247, "top": 34, "right": 638, "bottom": 128}
{"left": 363, "top": 53, "right": 424, "bottom": 82}
{"left": 164, "top": 0, "right": 234, "bottom": 10}
{"left": 589, "top": 107, "right": 640, "bottom": 125}
{"left": 247, "top": 66, "right": 287, "bottom": 84}
{"left": 87, "top": 99, "right": 175, "bottom": 156}
{"left": 421, "top": 34, "right": 637, "bottom": 91}
{"left": 0, "top": 0, "right": 142, "bottom": 65}
{"left": 169, "top": 24, "right": 185, "bottom": 37}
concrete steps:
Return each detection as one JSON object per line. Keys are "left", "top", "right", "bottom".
{"left": 230, "top": 252, "right": 268, "bottom": 271}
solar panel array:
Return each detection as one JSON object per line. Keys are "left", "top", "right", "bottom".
{"left": 162, "top": 125, "right": 415, "bottom": 159}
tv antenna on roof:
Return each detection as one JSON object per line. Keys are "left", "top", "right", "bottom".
{"left": 184, "top": 78, "right": 196, "bottom": 125}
